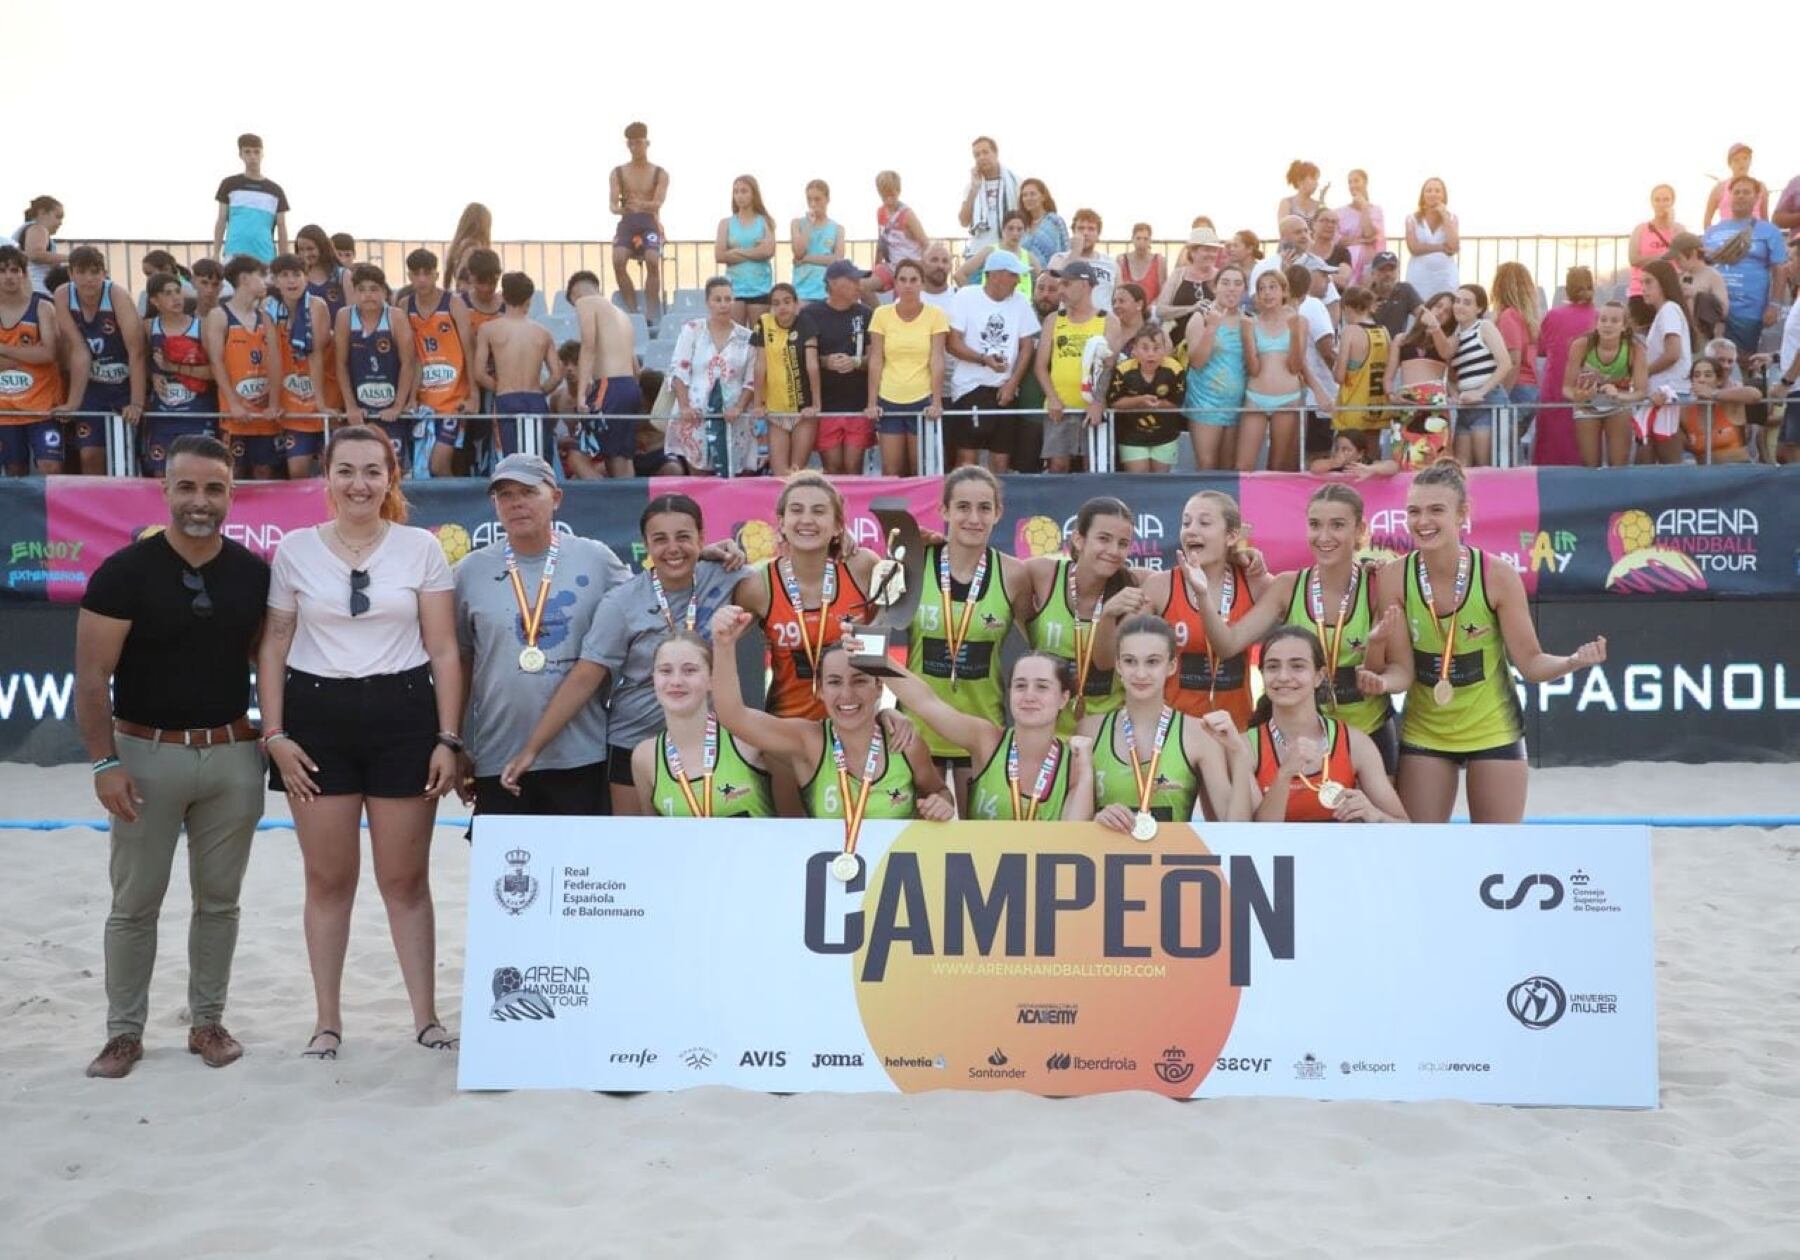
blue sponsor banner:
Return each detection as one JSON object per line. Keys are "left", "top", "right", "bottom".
{"left": 460, "top": 819, "right": 1657, "bottom": 1108}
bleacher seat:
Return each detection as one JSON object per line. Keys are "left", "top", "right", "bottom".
{"left": 552, "top": 290, "right": 575, "bottom": 315}
{"left": 628, "top": 312, "right": 650, "bottom": 353}
{"left": 537, "top": 313, "right": 578, "bottom": 347}
{"left": 657, "top": 314, "right": 690, "bottom": 341}
{"left": 667, "top": 289, "right": 705, "bottom": 316}
{"left": 1553, "top": 286, "right": 1567, "bottom": 307}
{"left": 1536, "top": 286, "right": 1549, "bottom": 316}
{"left": 642, "top": 340, "right": 676, "bottom": 371}
{"left": 528, "top": 291, "right": 549, "bottom": 319}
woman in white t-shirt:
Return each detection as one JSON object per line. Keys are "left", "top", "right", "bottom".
{"left": 257, "top": 425, "right": 464, "bottom": 1060}
{"left": 1636, "top": 260, "right": 1693, "bottom": 465}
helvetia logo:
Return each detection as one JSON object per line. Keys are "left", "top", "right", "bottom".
{"left": 494, "top": 848, "right": 539, "bottom": 915}
{"left": 882, "top": 1055, "right": 946, "bottom": 1070}
{"left": 1154, "top": 1047, "right": 1196, "bottom": 1084}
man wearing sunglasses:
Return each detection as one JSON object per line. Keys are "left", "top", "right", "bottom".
{"left": 74, "top": 433, "right": 270, "bottom": 1078}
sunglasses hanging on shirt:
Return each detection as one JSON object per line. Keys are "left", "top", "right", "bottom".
{"left": 350, "top": 568, "right": 371, "bottom": 617}
{"left": 181, "top": 569, "right": 214, "bottom": 619}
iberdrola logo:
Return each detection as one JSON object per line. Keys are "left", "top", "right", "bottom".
{"left": 1603, "top": 510, "right": 1705, "bottom": 594}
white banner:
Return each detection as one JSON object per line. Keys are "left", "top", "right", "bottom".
{"left": 459, "top": 819, "right": 1657, "bottom": 1108}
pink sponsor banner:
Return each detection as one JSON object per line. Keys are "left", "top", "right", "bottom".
{"left": 651, "top": 476, "right": 944, "bottom": 565}
{"left": 1235, "top": 470, "right": 1543, "bottom": 595}
{"left": 42, "top": 478, "right": 330, "bottom": 603}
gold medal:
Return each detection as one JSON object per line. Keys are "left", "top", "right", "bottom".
{"left": 1317, "top": 781, "right": 1344, "bottom": 810}
{"left": 1433, "top": 678, "right": 1454, "bottom": 706}
{"left": 506, "top": 538, "right": 559, "bottom": 676}
{"left": 831, "top": 852, "right": 861, "bottom": 882}
{"left": 518, "top": 646, "right": 547, "bottom": 673}
{"left": 1131, "top": 810, "right": 1158, "bottom": 841}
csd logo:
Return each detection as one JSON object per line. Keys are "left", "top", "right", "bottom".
{"left": 1480, "top": 873, "right": 1564, "bottom": 910}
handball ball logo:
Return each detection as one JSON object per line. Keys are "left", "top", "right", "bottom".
{"left": 736, "top": 519, "right": 776, "bottom": 565}
{"left": 1604, "top": 509, "right": 1704, "bottom": 594}
{"left": 1014, "top": 515, "right": 1063, "bottom": 558}
{"left": 1506, "top": 975, "right": 1567, "bottom": 1030}
{"left": 433, "top": 523, "right": 472, "bottom": 567}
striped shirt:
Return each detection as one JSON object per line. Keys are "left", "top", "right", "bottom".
{"left": 1452, "top": 321, "right": 1499, "bottom": 393}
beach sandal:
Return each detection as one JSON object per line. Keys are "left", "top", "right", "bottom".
{"left": 415, "top": 1021, "right": 458, "bottom": 1052}
{"left": 301, "top": 1029, "right": 341, "bottom": 1060}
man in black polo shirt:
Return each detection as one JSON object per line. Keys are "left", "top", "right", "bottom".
{"left": 1368, "top": 251, "right": 1423, "bottom": 339}
{"left": 75, "top": 434, "right": 270, "bottom": 1078}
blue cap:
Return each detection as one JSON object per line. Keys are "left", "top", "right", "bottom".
{"left": 983, "top": 251, "right": 1025, "bottom": 276}
{"left": 825, "top": 259, "right": 868, "bottom": 282}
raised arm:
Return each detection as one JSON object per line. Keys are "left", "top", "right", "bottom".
{"left": 709, "top": 605, "right": 820, "bottom": 759}
{"left": 879, "top": 659, "right": 1004, "bottom": 765}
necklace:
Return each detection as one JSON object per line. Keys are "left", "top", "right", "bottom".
{"left": 332, "top": 520, "right": 386, "bottom": 559}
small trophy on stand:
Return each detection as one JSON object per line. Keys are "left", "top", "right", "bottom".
{"left": 842, "top": 499, "right": 924, "bottom": 677}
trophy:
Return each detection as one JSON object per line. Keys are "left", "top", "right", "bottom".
{"left": 841, "top": 499, "right": 924, "bottom": 677}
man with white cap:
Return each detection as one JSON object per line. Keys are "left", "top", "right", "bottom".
{"left": 452, "top": 452, "right": 629, "bottom": 817}
{"left": 945, "top": 250, "right": 1038, "bottom": 471}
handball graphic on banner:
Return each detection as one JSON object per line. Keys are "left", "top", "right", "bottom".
{"left": 459, "top": 819, "right": 1657, "bottom": 1109}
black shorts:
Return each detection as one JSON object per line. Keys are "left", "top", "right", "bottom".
{"left": 274, "top": 665, "right": 438, "bottom": 798}
{"left": 608, "top": 744, "right": 639, "bottom": 786}
{"left": 733, "top": 292, "right": 772, "bottom": 307}
{"left": 946, "top": 387, "right": 1019, "bottom": 456}
{"left": 1399, "top": 738, "right": 1526, "bottom": 766}
{"left": 1366, "top": 712, "right": 1400, "bottom": 776}
{"left": 634, "top": 451, "right": 688, "bottom": 477}
{"left": 473, "top": 762, "right": 610, "bottom": 817}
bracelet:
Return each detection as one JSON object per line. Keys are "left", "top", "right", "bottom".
{"left": 92, "top": 756, "right": 122, "bottom": 775}
{"left": 261, "top": 731, "right": 291, "bottom": 749}
{"left": 435, "top": 731, "right": 464, "bottom": 752}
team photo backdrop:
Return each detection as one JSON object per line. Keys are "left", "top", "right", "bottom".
{"left": 460, "top": 819, "right": 1658, "bottom": 1108}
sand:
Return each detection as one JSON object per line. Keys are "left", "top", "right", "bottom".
{"left": 2, "top": 760, "right": 1798, "bottom": 1259}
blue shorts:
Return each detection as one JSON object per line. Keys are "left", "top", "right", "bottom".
{"left": 70, "top": 413, "right": 111, "bottom": 451}
{"left": 614, "top": 212, "right": 662, "bottom": 257}
{"left": 82, "top": 381, "right": 134, "bottom": 416}
{"left": 0, "top": 421, "right": 67, "bottom": 469}
{"left": 877, "top": 397, "right": 931, "bottom": 437}
{"left": 585, "top": 376, "right": 644, "bottom": 458}
{"left": 370, "top": 416, "right": 411, "bottom": 465}
{"left": 229, "top": 434, "right": 281, "bottom": 470}
{"left": 1456, "top": 385, "right": 1509, "bottom": 434}
{"left": 495, "top": 392, "right": 550, "bottom": 455}
{"left": 141, "top": 414, "right": 214, "bottom": 474}
{"left": 276, "top": 429, "right": 323, "bottom": 459}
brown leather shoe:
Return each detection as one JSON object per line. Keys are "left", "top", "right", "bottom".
{"left": 86, "top": 1034, "right": 144, "bottom": 1079}
{"left": 187, "top": 1023, "right": 244, "bottom": 1068}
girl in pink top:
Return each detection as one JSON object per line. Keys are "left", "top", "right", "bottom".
{"left": 1702, "top": 144, "right": 1768, "bottom": 228}
{"left": 1491, "top": 263, "right": 1541, "bottom": 446}
{"left": 1336, "top": 168, "right": 1387, "bottom": 283}
{"left": 1627, "top": 185, "right": 1685, "bottom": 304}
{"left": 1532, "top": 268, "right": 1598, "bottom": 466}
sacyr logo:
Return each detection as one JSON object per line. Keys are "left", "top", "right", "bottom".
{"left": 1046, "top": 1052, "right": 1072, "bottom": 1071}
{"left": 1480, "top": 873, "right": 1564, "bottom": 910}
{"left": 1506, "top": 976, "right": 1568, "bottom": 1030}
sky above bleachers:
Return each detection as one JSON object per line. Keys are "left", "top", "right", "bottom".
{"left": 14, "top": 0, "right": 1794, "bottom": 245}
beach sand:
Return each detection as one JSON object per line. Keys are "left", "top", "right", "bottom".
{"left": 2, "top": 761, "right": 1797, "bottom": 1258}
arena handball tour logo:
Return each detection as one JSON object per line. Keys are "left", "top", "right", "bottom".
{"left": 1603, "top": 507, "right": 1759, "bottom": 594}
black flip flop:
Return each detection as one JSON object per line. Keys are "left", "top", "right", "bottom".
{"left": 301, "top": 1029, "right": 341, "bottom": 1060}
{"left": 415, "top": 1021, "right": 458, "bottom": 1051}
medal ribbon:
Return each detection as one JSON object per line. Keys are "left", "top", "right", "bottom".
{"left": 664, "top": 714, "right": 717, "bottom": 818}
{"left": 1006, "top": 734, "right": 1064, "bottom": 822}
{"left": 1308, "top": 566, "right": 1359, "bottom": 709}
{"left": 937, "top": 545, "right": 989, "bottom": 685}
{"left": 1415, "top": 547, "right": 1469, "bottom": 694}
{"left": 648, "top": 559, "right": 699, "bottom": 633}
{"left": 1068, "top": 562, "right": 1107, "bottom": 718}
{"left": 505, "top": 537, "right": 560, "bottom": 651}
{"left": 1120, "top": 705, "right": 1173, "bottom": 816}
{"left": 779, "top": 557, "right": 837, "bottom": 692}
{"left": 1201, "top": 565, "right": 1236, "bottom": 702}
{"left": 1271, "top": 716, "right": 1334, "bottom": 799}
{"left": 829, "top": 723, "right": 883, "bottom": 857}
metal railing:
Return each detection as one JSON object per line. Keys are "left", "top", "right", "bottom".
{"left": 85, "top": 233, "right": 1640, "bottom": 310}
{"left": 5, "top": 394, "right": 1764, "bottom": 479}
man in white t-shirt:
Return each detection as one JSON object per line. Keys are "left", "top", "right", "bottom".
{"left": 944, "top": 251, "right": 1038, "bottom": 471}
{"left": 1046, "top": 209, "right": 1118, "bottom": 311}
{"left": 922, "top": 242, "right": 958, "bottom": 312}
{"left": 1290, "top": 258, "right": 1339, "bottom": 426}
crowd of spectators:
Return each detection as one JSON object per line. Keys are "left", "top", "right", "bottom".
{"left": 6, "top": 133, "right": 1798, "bottom": 481}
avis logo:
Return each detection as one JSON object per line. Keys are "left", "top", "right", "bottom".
{"left": 1153, "top": 1047, "right": 1195, "bottom": 1084}
{"left": 739, "top": 1050, "right": 787, "bottom": 1068}
{"left": 1480, "top": 873, "right": 1564, "bottom": 910}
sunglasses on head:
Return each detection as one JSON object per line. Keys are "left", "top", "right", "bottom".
{"left": 350, "top": 568, "right": 370, "bottom": 617}
{"left": 181, "top": 569, "right": 213, "bottom": 619}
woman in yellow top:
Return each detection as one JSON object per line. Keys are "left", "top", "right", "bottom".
{"left": 866, "top": 258, "right": 948, "bottom": 476}
{"left": 1372, "top": 459, "right": 1607, "bottom": 823}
